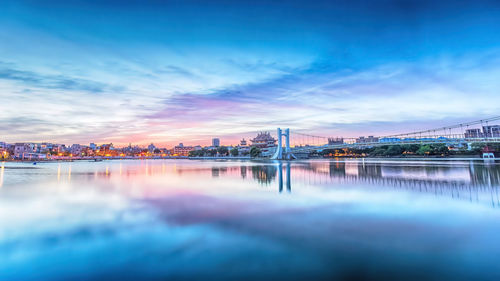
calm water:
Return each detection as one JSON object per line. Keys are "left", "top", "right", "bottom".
{"left": 1, "top": 159, "right": 500, "bottom": 280}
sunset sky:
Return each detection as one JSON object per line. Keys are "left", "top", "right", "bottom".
{"left": 1, "top": 0, "right": 500, "bottom": 146}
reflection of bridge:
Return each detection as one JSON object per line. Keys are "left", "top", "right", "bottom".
{"left": 277, "top": 162, "right": 291, "bottom": 193}
{"left": 244, "top": 160, "right": 500, "bottom": 207}
{"left": 279, "top": 116, "right": 500, "bottom": 153}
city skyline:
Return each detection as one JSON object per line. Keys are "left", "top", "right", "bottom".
{"left": 1, "top": 0, "right": 500, "bottom": 146}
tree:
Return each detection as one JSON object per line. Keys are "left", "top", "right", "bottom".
{"left": 402, "top": 144, "right": 419, "bottom": 154}
{"left": 372, "top": 147, "right": 388, "bottom": 156}
{"left": 386, "top": 145, "right": 403, "bottom": 156}
{"left": 230, "top": 147, "right": 239, "bottom": 157}
{"left": 207, "top": 149, "right": 217, "bottom": 156}
{"left": 470, "top": 143, "right": 486, "bottom": 153}
{"left": 432, "top": 144, "right": 449, "bottom": 155}
{"left": 217, "top": 146, "right": 229, "bottom": 156}
{"left": 416, "top": 145, "right": 432, "bottom": 155}
{"left": 250, "top": 147, "right": 261, "bottom": 158}
{"left": 189, "top": 150, "right": 208, "bottom": 157}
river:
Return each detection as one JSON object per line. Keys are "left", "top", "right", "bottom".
{"left": 1, "top": 159, "right": 499, "bottom": 280}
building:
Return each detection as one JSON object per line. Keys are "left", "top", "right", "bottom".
{"left": 52, "top": 144, "right": 67, "bottom": 154}
{"left": 237, "top": 138, "right": 250, "bottom": 155}
{"left": 97, "top": 143, "right": 117, "bottom": 156}
{"left": 35, "top": 143, "right": 51, "bottom": 154}
{"left": 148, "top": 143, "right": 156, "bottom": 153}
{"left": 356, "top": 136, "right": 379, "bottom": 144}
{"left": 122, "top": 143, "right": 142, "bottom": 156}
{"left": 173, "top": 143, "right": 194, "bottom": 156}
{"left": 465, "top": 128, "right": 482, "bottom": 138}
{"left": 70, "top": 144, "right": 83, "bottom": 156}
{"left": 14, "top": 143, "right": 34, "bottom": 158}
{"left": 328, "top": 137, "right": 344, "bottom": 145}
{"left": 240, "top": 138, "right": 247, "bottom": 146}
{"left": 250, "top": 132, "right": 276, "bottom": 148}
{"left": 250, "top": 132, "right": 277, "bottom": 157}
{"left": 0, "top": 142, "right": 9, "bottom": 159}
{"left": 482, "top": 125, "right": 500, "bottom": 137}
{"left": 212, "top": 138, "right": 220, "bottom": 147}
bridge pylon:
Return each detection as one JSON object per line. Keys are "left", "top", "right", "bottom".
{"left": 271, "top": 128, "right": 297, "bottom": 160}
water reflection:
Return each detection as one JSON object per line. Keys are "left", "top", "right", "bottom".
{"left": 30, "top": 159, "right": 498, "bottom": 208}
{"left": 278, "top": 162, "right": 291, "bottom": 193}
{"left": 172, "top": 160, "right": 500, "bottom": 207}
{"left": 251, "top": 164, "right": 276, "bottom": 184}
{"left": 64, "top": 159, "right": 499, "bottom": 207}
{"left": 1, "top": 159, "right": 500, "bottom": 280}
{"left": 0, "top": 162, "right": 4, "bottom": 188}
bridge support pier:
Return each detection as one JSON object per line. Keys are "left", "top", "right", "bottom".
{"left": 271, "top": 128, "right": 296, "bottom": 160}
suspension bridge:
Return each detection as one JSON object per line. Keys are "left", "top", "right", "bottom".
{"left": 271, "top": 116, "right": 500, "bottom": 158}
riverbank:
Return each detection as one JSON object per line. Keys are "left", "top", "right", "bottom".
{"left": 1, "top": 155, "right": 496, "bottom": 163}
{"left": 188, "top": 156, "right": 251, "bottom": 160}
{"left": 0, "top": 156, "right": 189, "bottom": 163}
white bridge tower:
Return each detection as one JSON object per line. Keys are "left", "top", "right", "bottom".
{"left": 271, "top": 128, "right": 296, "bottom": 160}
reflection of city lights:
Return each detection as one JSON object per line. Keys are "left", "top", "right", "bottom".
{"left": 0, "top": 162, "right": 4, "bottom": 188}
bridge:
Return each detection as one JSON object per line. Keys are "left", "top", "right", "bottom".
{"left": 271, "top": 116, "right": 500, "bottom": 158}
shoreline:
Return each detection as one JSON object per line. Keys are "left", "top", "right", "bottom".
{"left": 1, "top": 155, "right": 495, "bottom": 163}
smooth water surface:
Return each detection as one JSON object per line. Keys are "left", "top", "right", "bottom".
{"left": 1, "top": 159, "right": 500, "bottom": 280}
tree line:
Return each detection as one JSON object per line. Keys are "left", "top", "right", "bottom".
{"left": 320, "top": 143, "right": 500, "bottom": 157}
{"left": 188, "top": 146, "right": 262, "bottom": 157}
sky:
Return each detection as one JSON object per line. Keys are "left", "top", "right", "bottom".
{"left": 1, "top": 0, "right": 500, "bottom": 146}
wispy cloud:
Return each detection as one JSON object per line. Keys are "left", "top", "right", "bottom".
{"left": 0, "top": 63, "right": 124, "bottom": 93}
{"left": 1, "top": 0, "right": 500, "bottom": 146}
{"left": 142, "top": 51, "right": 500, "bottom": 143}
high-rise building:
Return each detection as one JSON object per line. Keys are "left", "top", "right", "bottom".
{"left": 212, "top": 138, "right": 220, "bottom": 147}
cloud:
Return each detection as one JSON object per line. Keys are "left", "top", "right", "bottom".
{"left": 141, "top": 51, "right": 500, "bottom": 143}
{"left": 1, "top": 0, "right": 500, "bottom": 147}
{"left": 0, "top": 63, "right": 124, "bottom": 93}
{"left": 2, "top": 49, "right": 500, "bottom": 147}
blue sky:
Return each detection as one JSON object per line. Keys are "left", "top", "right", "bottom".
{"left": 1, "top": 0, "right": 500, "bottom": 146}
